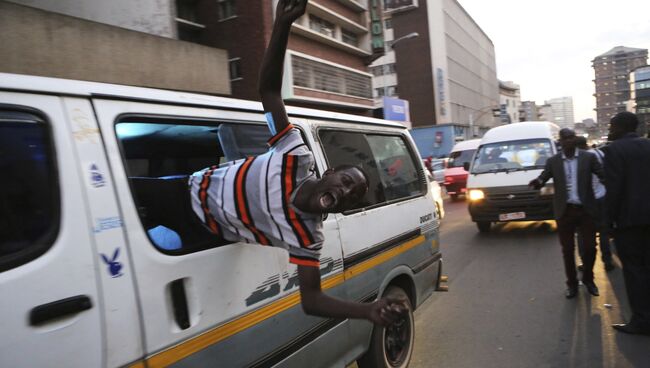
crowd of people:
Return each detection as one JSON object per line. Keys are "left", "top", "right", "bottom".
{"left": 530, "top": 112, "right": 650, "bottom": 336}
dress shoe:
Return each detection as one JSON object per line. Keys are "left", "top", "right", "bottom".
{"left": 565, "top": 286, "right": 578, "bottom": 299}
{"left": 584, "top": 282, "right": 599, "bottom": 296}
{"left": 604, "top": 261, "right": 615, "bottom": 271}
{"left": 612, "top": 323, "right": 650, "bottom": 336}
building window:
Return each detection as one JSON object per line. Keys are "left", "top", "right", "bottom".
{"left": 229, "top": 58, "right": 242, "bottom": 80}
{"left": 217, "top": 0, "right": 236, "bottom": 20}
{"left": 341, "top": 29, "right": 359, "bottom": 47}
{"left": 309, "top": 15, "right": 336, "bottom": 38}
{"left": 176, "top": 0, "right": 200, "bottom": 23}
{"left": 292, "top": 55, "right": 372, "bottom": 99}
{"left": 385, "top": 18, "right": 392, "bottom": 29}
{"left": 1, "top": 109, "right": 59, "bottom": 273}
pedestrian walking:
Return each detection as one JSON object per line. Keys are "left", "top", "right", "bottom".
{"left": 604, "top": 111, "right": 650, "bottom": 336}
{"left": 529, "top": 128, "right": 605, "bottom": 298}
{"left": 574, "top": 136, "right": 615, "bottom": 272}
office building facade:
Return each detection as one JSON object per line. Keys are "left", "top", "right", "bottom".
{"left": 520, "top": 101, "right": 540, "bottom": 122}
{"left": 1, "top": 0, "right": 231, "bottom": 95}
{"left": 389, "top": 0, "right": 499, "bottom": 132}
{"left": 592, "top": 46, "right": 648, "bottom": 124}
{"left": 630, "top": 66, "right": 650, "bottom": 134}
{"left": 498, "top": 81, "right": 520, "bottom": 124}
{"left": 544, "top": 97, "right": 574, "bottom": 129}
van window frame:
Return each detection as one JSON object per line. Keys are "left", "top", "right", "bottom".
{"left": 315, "top": 126, "right": 427, "bottom": 215}
{"left": 113, "top": 113, "right": 314, "bottom": 255}
{"left": 0, "top": 104, "right": 61, "bottom": 273}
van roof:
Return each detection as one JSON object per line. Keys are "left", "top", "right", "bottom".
{"left": 479, "top": 122, "right": 560, "bottom": 145}
{"left": 0, "top": 72, "right": 404, "bottom": 128}
{"left": 451, "top": 138, "right": 481, "bottom": 151}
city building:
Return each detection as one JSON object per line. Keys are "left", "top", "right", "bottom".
{"left": 538, "top": 103, "right": 554, "bottom": 123}
{"left": 498, "top": 81, "right": 520, "bottom": 124}
{"left": 0, "top": 0, "right": 231, "bottom": 95}
{"left": 545, "top": 97, "right": 575, "bottom": 129}
{"left": 592, "top": 46, "right": 648, "bottom": 125}
{"left": 388, "top": 0, "right": 499, "bottom": 135}
{"left": 520, "top": 101, "right": 540, "bottom": 121}
{"left": 193, "top": 0, "right": 384, "bottom": 114}
{"left": 630, "top": 65, "right": 650, "bottom": 135}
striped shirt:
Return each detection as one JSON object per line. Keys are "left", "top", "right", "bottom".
{"left": 189, "top": 125, "right": 323, "bottom": 267}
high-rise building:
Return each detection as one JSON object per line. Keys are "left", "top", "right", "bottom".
{"left": 592, "top": 46, "right": 648, "bottom": 124}
{"left": 498, "top": 81, "right": 520, "bottom": 124}
{"left": 520, "top": 101, "right": 540, "bottom": 121}
{"left": 387, "top": 0, "right": 499, "bottom": 133}
{"left": 545, "top": 97, "right": 574, "bottom": 128}
{"left": 1, "top": 0, "right": 231, "bottom": 95}
{"left": 630, "top": 65, "right": 650, "bottom": 135}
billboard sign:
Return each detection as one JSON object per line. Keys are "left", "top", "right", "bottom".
{"left": 383, "top": 97, "right": 410, "bottom": 122}
{"left": 370, "top": 0, "right": 385, "bottom": 58}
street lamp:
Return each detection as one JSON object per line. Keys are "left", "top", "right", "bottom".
{"left": 382, "top": 32, "right": 419, "bottom": 98}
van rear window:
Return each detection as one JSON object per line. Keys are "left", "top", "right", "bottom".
{"left": 115, "top": 119, "right": 271, "bottom": 254}
{"left": 0, "top": 109, "right": 58, "bottom": 272}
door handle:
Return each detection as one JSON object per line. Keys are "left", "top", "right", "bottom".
{"left": 170, "top": 279, "right": 191, "bottom": 330}
{"left": 29, "top": 295, "right": 93, "bottom": 326}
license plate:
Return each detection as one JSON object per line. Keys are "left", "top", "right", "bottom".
{"left": 499, "top": 212, "right": 526, "bottom": 221}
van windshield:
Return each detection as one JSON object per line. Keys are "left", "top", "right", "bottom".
{"left": 447, "top": 149, "right": 476, "bottom": 168}
{"left": 471, "top": 139, "right": 553, "bottom": 174}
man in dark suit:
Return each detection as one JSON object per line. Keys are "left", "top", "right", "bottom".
{"left": 604, "top": 112, "right": 650, "bottom": 336}
{"left": 529, "top": 128, "right": 604, "bottom": 298}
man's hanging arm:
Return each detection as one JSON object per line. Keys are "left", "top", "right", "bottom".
{"left": 258, "top": 0, "right": 307, "bottom": 135}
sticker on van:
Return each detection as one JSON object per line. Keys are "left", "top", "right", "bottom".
{"left": 100, "top": 248, "right": 124, "bottom": 278}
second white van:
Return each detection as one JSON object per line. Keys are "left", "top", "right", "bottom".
{"left": 465, "top": 122, "right": 560, "bottom": 232}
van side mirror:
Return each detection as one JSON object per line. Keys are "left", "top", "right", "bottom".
{"left": 463, "top": 162, "right": 470, "bottom": 171}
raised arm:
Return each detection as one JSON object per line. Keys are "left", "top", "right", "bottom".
{"left": 258, "top": 0, "right": 307, "bottom": 135}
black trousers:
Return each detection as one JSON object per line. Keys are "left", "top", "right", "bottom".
{"left": 557, "top": 205, "right": 597, "bottom": 287}
{"left": 614, "top": 225, "right": 650, "bottom": 328}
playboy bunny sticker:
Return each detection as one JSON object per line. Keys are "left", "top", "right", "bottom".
{"left": 101, "top": 248, "right": 123, "bottom": 278}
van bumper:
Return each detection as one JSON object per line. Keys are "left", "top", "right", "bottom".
{"left": 468, "top": 187, "right": 554, "bottom": 222}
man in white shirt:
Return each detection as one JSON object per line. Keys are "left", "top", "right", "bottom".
{"left": 530, "top": 129, "right": 605, "bottom": 298}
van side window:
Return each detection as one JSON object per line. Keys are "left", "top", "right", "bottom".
{"left": 115, "top": 120, "right": 271, "bottom": 254}
{"left": 0, "top": 109, "right": 58, "bottom": 272}
{"left": 319, "top": 130, "right": 425, "bottom": 210}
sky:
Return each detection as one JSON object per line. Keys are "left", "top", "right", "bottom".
{"left": 458, "top": 0, "right": 650, "bottom": 122}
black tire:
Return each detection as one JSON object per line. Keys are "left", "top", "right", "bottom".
{"left": 476, "top": 221, "right": 491, "bottom": 233}
{"left": 358, "top": 286, "right": 415, "bottom": 368}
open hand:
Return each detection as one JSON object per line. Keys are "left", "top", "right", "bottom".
{"left": 528, "top": 178, "right": 541, "bottom": 189}
{"left": 276, "top": 0, "right": 308, "bottom": 24}
{"left": 368, "top": 297, "right": 409, "bottom": 326}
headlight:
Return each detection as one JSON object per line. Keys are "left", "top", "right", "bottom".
{"left": 468, "top": 189, "right": 485, "bottom": 201}
{"left": 540, "top": 185, "right": 554, "bottom": 196}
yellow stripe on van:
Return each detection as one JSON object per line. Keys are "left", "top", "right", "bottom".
{"left": 128, "top": 361, "right": 146, "bottom": 368}
{"left": 343, "top": 235, "right": 425, "bottom": 280}
{"left": 146, "top": 235, "right": 425, "bottom": 367}
{"left": 147, "top": 273, "right": 344, "bottom": 368}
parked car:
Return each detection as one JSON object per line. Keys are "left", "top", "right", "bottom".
{"left": 0, "top": 72, "right": 444, "bottom": 368}
{"left": 427, "top": 172, "right": 446, "bottom": 220}
{"left": 443, "top": 139, "right": 481, "bottom": 200}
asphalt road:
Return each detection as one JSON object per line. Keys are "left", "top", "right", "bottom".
{"left": 409, "top": 198, "right": 650, "bottom": 368}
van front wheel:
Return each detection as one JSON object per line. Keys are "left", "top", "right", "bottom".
{"left": 358, "top": 286, "right": 414, "bottom": 368}
{"left": 476, "top": 221, "right": 491, "bottom": 233}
